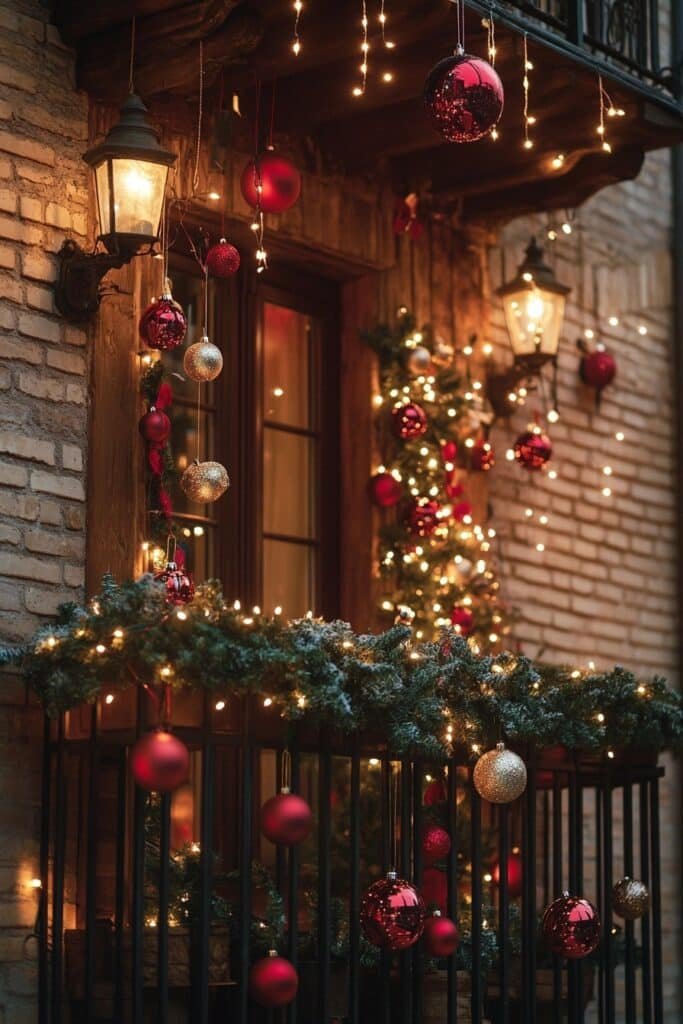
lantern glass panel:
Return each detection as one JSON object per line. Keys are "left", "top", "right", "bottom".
{"left": 502, "top": 285, "right": 566, "bottom": 359}
{"left": 111, "top": 157, "right": 168, "bottom": 239}
{"left": 94, "top": 161, "right": 112, "bottom": 237}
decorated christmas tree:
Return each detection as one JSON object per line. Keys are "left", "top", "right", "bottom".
{"left": 364, "top": 310, "right": 509, "bottom": 644}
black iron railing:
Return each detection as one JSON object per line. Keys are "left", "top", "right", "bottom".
{"left": 39, "top": 694, "right": 665, "bottom": 1023}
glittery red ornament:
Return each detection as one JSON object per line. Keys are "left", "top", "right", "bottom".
{"left": 421, "top": 867, "right": 448, "bottom": 914}
{"left": 542, "top": 893, "right": 601, "bottom": 960}
{"left": 406, "top": 498, "right": 441, "bottom": 537}
{"left": 249, "top": 952, "right": 298, "bottom": 1008}
{"left": 361, "top": 872, "right": 426, "bottom": 951}
{"left": 450, "top": 605, "right": 474, "bottom": 636}
{"left": 441, "top": 440, "right": 458, "bottom": 464}
{"left": 154, "top": 560, "right": 195, "bottom": 605}
{"left": 131, "top": 730, "right": 190, "bottom": 793}
{"left": 470, "top": 439, "right": 495, "bottom": 472}
{"left": 424, "top": 49, "right": 504, "bottom": 143}
{"left": 392, "top": 401, "right": 428, "bottom": 440}
{"left": 369, "top": 472, "right": 403, "bottom": 508}
{"left": 139, "top": 407, "right": 171, "bottom": 444}
{"left": 453, "top": 500, "right": 472, "bottom": 522}
{"left": 240, "top": 151, "right": 302, "bottom": 214}
{"left": 261, "top": 789, "right": 313, "bottom": 846}
{"left": 492, "top": 851, "right": 523, "bottom": 899}
{"left": 139, "top": 293, "right": 187, "bottom": 351}
{"left": 580, "top": 348, "right": 616, "bottom": 392}
{"left": 424, "top": 912, "right": 460, "bottom": 957}
{"left": 206, "top": 237, "right": 241, "bottom": 278}
{"left": 514, "top": 429, "right": 552, "bottom": 470}
{"left": 422, "top": 824, "right": 451, "bottom": 866}
{"left": 423, "top": 778, "right": 446, "bottom": 806}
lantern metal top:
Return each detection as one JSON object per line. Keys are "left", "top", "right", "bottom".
{"left": 496, "top": 237, "right": 571, "bottom": 299}
{"left": 83, "top": 93, "right": 176, "bottom": 169}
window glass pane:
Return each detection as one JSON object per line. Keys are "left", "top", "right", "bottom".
{"left": 162, "top": 273, "right": 216, "bottom": 405}
{"left": 263, "top": 428, "right": 314, "bottom": 539}
{"left": 263, "top": 303, "right": 311, "bottom": 429}
{"left": 263, "top": 539, "right": 315, "bottom": 617}
{"left": 174, "top": 521, "right": 214, "bottom": 585}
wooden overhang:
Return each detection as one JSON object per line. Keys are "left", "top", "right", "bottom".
{"left": 52, "top": 0, "right": 683, "bottom": 222}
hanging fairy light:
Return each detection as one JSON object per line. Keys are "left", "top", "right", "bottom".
{"left": 522, "top": 35, "right": 534, "bottom": 150}
{"left": 597, "top": 75, "right": 616, "bottom": 154}
{"left": 353, "top": 0, "right": 370, "bottom": 97}
{"left": 292, "top": 0, "right": 303, "bottom": 55}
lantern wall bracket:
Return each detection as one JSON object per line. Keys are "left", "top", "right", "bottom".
{"left": 54, "top": 239, "right": 128, "bottom": 323}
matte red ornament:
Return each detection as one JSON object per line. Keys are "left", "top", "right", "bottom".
{"left": 139, "top": 292, "right": 187, "bottom": 351}
{"left": 392, "top": 401, "right": 428, "bottom": 440}
{"left": 249, "top": 952, "right": 298, "bottom": 1009}
{"left": 441, "top": 440, "right": 458, "bottom": 464}
{"left": 422, "top": 824, "right": 451, "bottom": 866}
{"left": 361, "top": 872, "right": 426, "bottom": 951}
{"left": 261, "top": 789, "right": 313, "bottom": 846}
{"left": 514, "top": 429, "right": 552, "bottom": 470}
{"left": 470, "top": 439, "right": 495, "bottom": 472}
{"left": 240, "top": 150, "right": 302, "bottom": 213}
{"left": 453, "top": 501, "right": 472, "bottom": 523}
{"left": 492, "top": 851, "right": 523, "bottom": 898}
{"left": 445, "top": 480, "right": 464, "bottom": 501}
{"left": 424, "top": 912, "right": 460, "bottom": 957}
{"left": 421, "top": 867, "right": 448, "bottom": 914}
{"left": 154, "top": 560, "right": 195, "bottom": 605}
{"left": 206, "top": 237, "right": 241, "bottom": 278}
{"left": 424, "top": 48, "right": 504, "bottom": 143}
{"left": 423, "top": 778, "right": 446, "bottom": 806}
{"left": 580, "top": 348, "right": 616, "bottom": 392}
{"left": 450, "top": 605, "right": 474, "bottom": 636}
{"left": 406, "top": 498, "right": 441, "bottom": 537}
{"left": 542, "top": 893, "right": 601, "bottom": 960}
{"left": 131, "top": 730, "right": 190, "bottom": 793}
{"left": 139, "top": 407, "right": 171, "bottom": 445}
{"left": 369, "top": 471, "right": 403, "bottom": 508}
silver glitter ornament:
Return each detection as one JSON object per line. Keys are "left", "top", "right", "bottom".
{"left": 183, "top": 335, "right": 223, "bottom": 382}
{"left": 407, "top": 346, "right": 433, "bottom": 375}
{"left": 612, "top": 877, "right": 650, "bottom": 920}
{"left": 473, "top": 742, "right": 527, "bottom": 804}
{"left": 180, "top": 460, "right": 229, "bottom": 503}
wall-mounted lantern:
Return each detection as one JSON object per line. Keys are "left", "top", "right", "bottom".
{"left": 487, "top": 238, "right": 571, "bottom": 417}
{"left": 55, "top": 94, "right": 176, "bottom": 323}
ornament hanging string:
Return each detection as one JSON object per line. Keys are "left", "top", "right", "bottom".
{"left": 128, "top": 16, "right": 136, "bottom": 94}
{"left": 281, "top": 748, "right": 292, "bottom": 791}
{"left": 448, "top": 0, "right": 466, "bottom": 50}
{"left": 268, "top": 81, "right": 277, "bottom": 148}
{"left": 193, "top": 40, "right": 204, "bottom": 196}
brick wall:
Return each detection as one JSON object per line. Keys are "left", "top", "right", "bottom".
{"left": 487, "top": 149, "right": 681, "bottom": 1019}
{"left": 0, "top": 1, "right": 88, "bottom": 1019}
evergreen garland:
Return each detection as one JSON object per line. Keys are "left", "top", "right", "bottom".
{"left": 3, "top": 574, "right": 682, "bottom": 757}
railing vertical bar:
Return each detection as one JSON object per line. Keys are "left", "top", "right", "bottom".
{"left": 131, "top": 689, "right": 146, "bottom": 1024}
{"left": 567, "top": 763, "right": 580, "bottom": 1024}
{"left": 412, "top": 763, "right": 424, "bottom": 1024}
{"left": 50, "top": 715, "right": 66, "bottom": 1024}
{"left": 552, "top": 776, "right": 562, "bottom": 1021}
{"left": 286, "top": 743, "right": 301, "bottom": 1024}
{"left": 84, "top": 705, "right": 100, "bottom": 1023}
{"left": 523, "top": 748, "right": 537, "bottom": 1024}
{"left": 542, "top": 789, "right": 550, "bottom": 907}
{"left": 275, "top": 748, "right": 286, "bottom": 894}
{"left": 566, "top": 0, "right": 584, "bottom": 45}
{"left": 400, "top": 759, "right": 413, "bottom": 1024}
{"left": 470, "top": 777, "right": 482, "bottom": 1024}
{"left": 649, "top": 0, "right": 660, "bottom": 70}
{"left": 194, "top": 694, "right": 213, "bottom": 1024}
{"left": 447, "top": 762, "right": 458, "bottom": 1024}
{"left": 575, "top": 768, "right": 584, "bottom": 1024}
{"left": 649, "top": 777, "right": 663, "bottom": 1021}
{"left": 348, "top": 742, "right": 361, "bottom": 1024}
{"left": 623, "top": 781, "right": 636, "bottom": 1024}
{"left": 38, "top": 717, "right": 51, "bottom": 1024}
{"left": 317, "top": 738, "right": 332, "bottom": 1022}
{"left": 380, "top": 756, "right": 392, "bottom": 1024}
{"left": 498, "top": 802, "right": 510, "bottom": 1024}
{"left": 639, "top": 780, "right": 652, "bottom": 1024}
{"left": 157, "top": 792, "right": 171, "bottom": 1023}
{"left": 238, "top": 699, "right": 253, "bottom": 1024}
{"left": 113, "top": 748, "right": 127, "bottom": 1023}
{"left": 603, "top": 770, "right": 615, "bottom": 1024}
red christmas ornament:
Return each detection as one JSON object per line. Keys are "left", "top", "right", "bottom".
{"left": 131, "top": 730, "right": 190, "bottom": 793}
{"left": 261, "top": 789, "right": 313, "bottom": 846}
{"left": 492, "top": 851, "right": 523, "bottom": 899}
{"left": 422, "top": 824, "right": 451, "bottom": 866}
{"left": 423, "top": 778, "right": 446, "bottom": 806}
{"left": 240, "top": 150, "right": 302, "bottom": 214}
{"left": 392, "top": 401, "right": 428, "bottom": 440}
{"left": 470, "top": 439, "right": 495, "bottom": 472}
{"left": 421, "top": 867, "right": 448, "bottom": 914}
{"left": 369, "top": 471, "right": 403, "bottom": 508}
{"left": 424, "top": 48, "right": 504, "bottom": 143}
{"left": 249, "top": 952, "right": 298, "bottom": 1009}
{"left": 441, "top": 440, "right": 458, "bottom": 464}
{"left": 514, "top": 429, "right": 553, "bottom": 470}
{"left": 580, "top": 348, "right": 616, "bottom": 392}
{"left": 424, "top": 912, "right": 460, "bottom": 957}
{"left": 154, "top": 560, "right": 195, "bottom": 605}
{"left": 542, "top": 893, "right": 601, "bottom": 960}
{"left": 139, "top": 407, "right": 171, "bottom": 445}
{"left": 406, "top": 498, "right": 441, "bottom": 537}
{"left": 450, "top": 605, "right": 474, "bottom": 636}
{"left": 206, "top": 237, "right": 241, "bottom": 278}
{"left": 139, "top": 292, "right": 187, "bottom": 351}
{"left": 445, "top": 480, "right": 464, "bottom": 501}
{"left": 361, "top": 872, "right": 426, "bottom": 951}
{"left": 453, "top": 501, "right": 472, "bottom": 523}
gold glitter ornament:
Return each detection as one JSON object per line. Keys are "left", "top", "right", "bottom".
{"left": 183, "top": 335, "right": 223, "bottom": 382}
{"left": 473, "top": 742, "right": 527, "bottom": 804}
{"left": 612, "top": 877, "right": 650, "bottom": 920}
{"left": 180, "top": 460, "right": 229, "bottom": 503}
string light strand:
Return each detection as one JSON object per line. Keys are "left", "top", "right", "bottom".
{"left": 522, "top": 35, "right": 534, "bottom": 150}
{"left": 292, "top": 0, "right": 303, "bottom": 56}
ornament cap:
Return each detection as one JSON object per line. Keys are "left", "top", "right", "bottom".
{"left": 267, "top": 949, "right": 278, "bottom": 958}
{"left": 280, "top": 786, "right": 291, "bottom": 795}
{"left": 496, "top": 741, "right": 506, "bottom": 752}
{"left": 386, "top": 870, "right": 398, "bottom": 881}
{"left": 432, "top": 909, "right": 442, "bottom": 918}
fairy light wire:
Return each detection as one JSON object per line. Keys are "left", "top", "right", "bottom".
{"left": 292, "top": 0, "right": 303, "bottom": 55}
{"left": 522, "top": 34, "right": 534, "bottom": 150}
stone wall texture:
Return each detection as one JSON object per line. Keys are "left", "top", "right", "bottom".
{"left": 0, "top": 1, "right": 88, "bottom": 1020}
